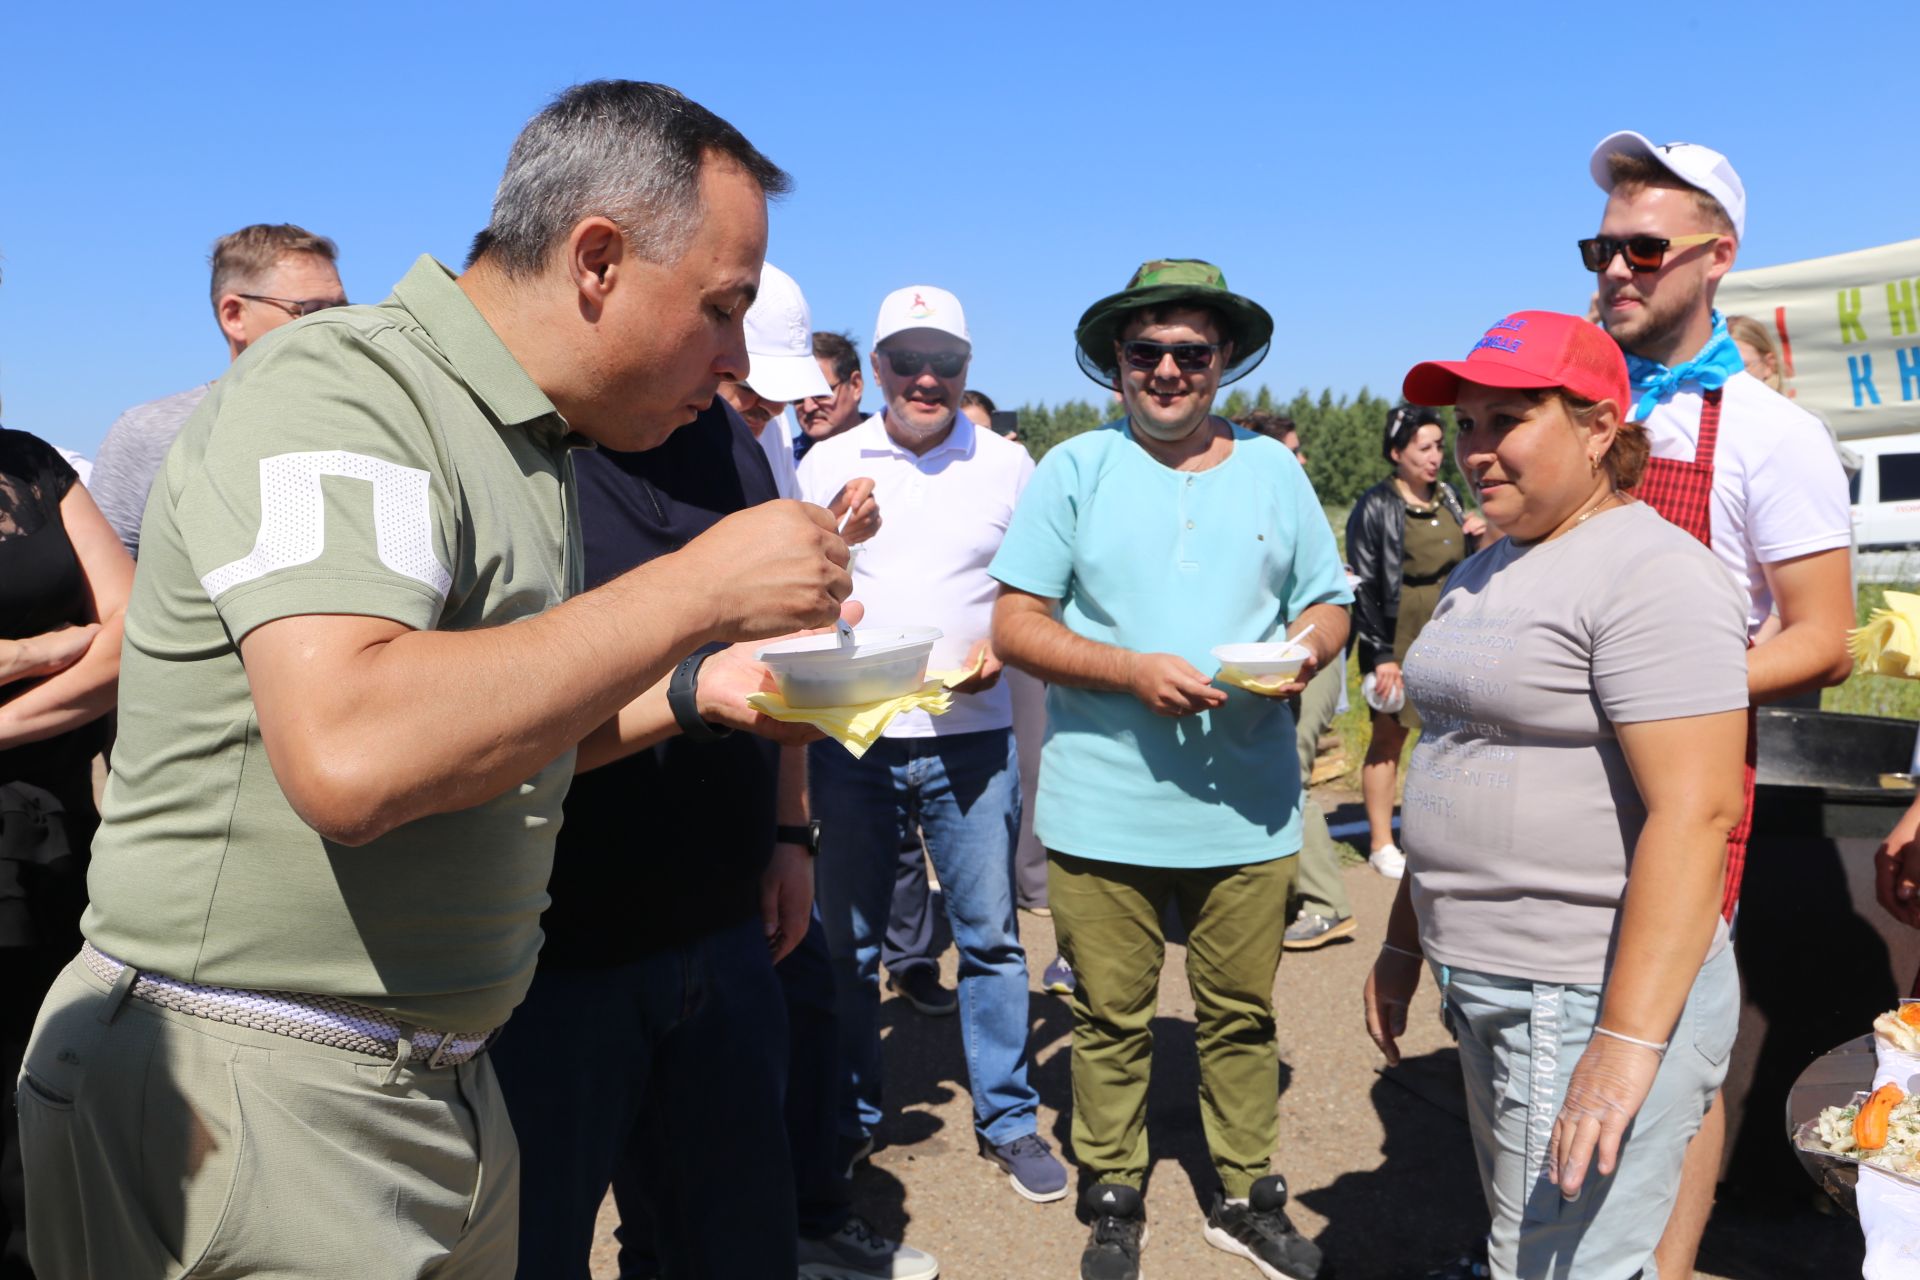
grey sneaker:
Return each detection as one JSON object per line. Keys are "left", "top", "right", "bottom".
{"left": 796, "top": 1215, "right": 939, "bottom": 1280}
{"left": 1282, "top": 911, "right": 1356, "bottom": 951}
{"left": 979, "top": 1131, "right": 1069, "bottom": 1202}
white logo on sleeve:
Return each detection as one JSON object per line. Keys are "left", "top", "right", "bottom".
{"left": 200, "top": 451, "right": 453, "bottom": 600}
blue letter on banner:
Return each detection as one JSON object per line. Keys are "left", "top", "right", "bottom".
{"left": 1852, "top": 354, "right": 1883, "bottom": 407}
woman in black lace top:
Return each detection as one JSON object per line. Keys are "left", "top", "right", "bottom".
{"left": 0, "top": 426, "right": 132, "bottom": 1278}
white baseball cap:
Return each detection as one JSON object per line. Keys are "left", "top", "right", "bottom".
{"left": 872, "top": 285, "right": 970, "bottom": 351}
{"left": 1589, "top": 130, "right": 1746, "bottom": 241}
{"left": 743, "top": 262, "right": 832, "bottom": 403}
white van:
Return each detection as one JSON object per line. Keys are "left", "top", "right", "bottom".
{"left": 1850, "top": 432, "right": 1920, "bottom": 550}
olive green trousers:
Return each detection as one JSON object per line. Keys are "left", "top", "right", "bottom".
{"left": 1048, "top": 849, "right": 1295, "bottom": 1198}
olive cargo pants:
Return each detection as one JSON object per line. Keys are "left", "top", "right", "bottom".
{"left": 1048, "top": 849, "right": 1295, "bottom": 1198}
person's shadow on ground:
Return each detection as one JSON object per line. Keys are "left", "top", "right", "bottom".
{"left": 1295, "top": 1050, "right": 1487, "bottom": 1279}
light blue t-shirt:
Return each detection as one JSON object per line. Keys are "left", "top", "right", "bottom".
{"left": 989, "top": 421, "right": 1353, "bottom": 868}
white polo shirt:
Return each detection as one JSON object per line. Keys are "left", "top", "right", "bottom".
{"left": 756, "top": 407, "right": 800, "bottom": 500}
{"left": 798, "top": 411, "right": 1035, "bottom": 737}
{"left": 1642, "top": 370, "right": 1851, "bottom": 635}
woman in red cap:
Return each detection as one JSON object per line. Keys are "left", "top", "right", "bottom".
{"left": 1361, "top": 311, "right": 1751, "bottom": 1278}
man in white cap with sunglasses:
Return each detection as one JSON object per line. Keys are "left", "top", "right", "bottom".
{"left": 1584, "top": 132, "right": 1853, "bottom": 1280}
{"left": 798, "top": 284, "right": 1066, "bottom": 1207}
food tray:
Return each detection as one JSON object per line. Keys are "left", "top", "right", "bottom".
{"left": 1792, "top": 1091, "right": 1920, "bottom": 1218}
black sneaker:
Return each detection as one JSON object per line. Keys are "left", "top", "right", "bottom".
{"left": 1202, "top": 1175, "right": 1322, "bottom": 1279}
{"left": 886, "top": 965, "right": 957, "bottom": 1016}
{"left": 1079, "top": 1183, "right": 1148, "bottom": 1280}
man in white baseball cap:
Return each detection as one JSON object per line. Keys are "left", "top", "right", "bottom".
{"left": 720, "top": 263, "right": 832, "bottom": 502}
{"left": 798, "top": 284, "right": 1069, "bottom": 1207}
{"left": 1583, "top": 131, "right": 1853, "bottom": 1280}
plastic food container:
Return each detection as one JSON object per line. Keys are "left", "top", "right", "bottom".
{"left": 1211, "top": 641, "right": 1311, "bottom": 684}
{"left": 757, "top": 627, "right": 943, "bottom": 708}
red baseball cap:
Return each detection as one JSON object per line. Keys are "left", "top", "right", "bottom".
{"left": 1402, "top": 311, "right": 1629, "bottom": 410}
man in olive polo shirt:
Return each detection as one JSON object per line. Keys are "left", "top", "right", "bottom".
{"left": 15, "top": 81, "right": 851, "bottom": 1280}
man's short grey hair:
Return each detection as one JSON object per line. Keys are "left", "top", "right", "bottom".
{"left": 468, "top": 80, "right": 791, "bottom": 276}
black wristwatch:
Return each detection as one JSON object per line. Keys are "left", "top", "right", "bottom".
{"left": 776, "top": 820, "right": 821, "bottom": 857}
{"left": 668, "top": 652, "right": 733, "bottom": 742}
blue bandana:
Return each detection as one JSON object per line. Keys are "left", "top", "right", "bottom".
{"left": 1622, "top": 311, "right": 1747, "bottom": 421}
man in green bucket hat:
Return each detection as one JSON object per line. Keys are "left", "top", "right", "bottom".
{"left": 990, "top": 259, "right": 1349, "bottom": 1280}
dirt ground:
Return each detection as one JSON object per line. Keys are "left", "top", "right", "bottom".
{"left": 586, "top": 793, "right": 1863, "bottom": 1279}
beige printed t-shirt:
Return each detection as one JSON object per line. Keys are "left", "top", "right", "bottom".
{"left": 1401, "top": 501, "right": 1748, "bottom": 985}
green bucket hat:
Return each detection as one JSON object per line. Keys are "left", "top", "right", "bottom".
{"left": 1074, "top": 258, "right": 1274, "bottom": 390}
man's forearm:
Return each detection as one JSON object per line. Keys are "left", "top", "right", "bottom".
{"left": 993, "top": 599, "right": 1135, "bottom": 693}
{"left": 778, "top": 744, "right": 807, "bottom": 827}
{"left": 576, "top": 679, "right": 678, "bottom": 773}
{"left": 1290, "top": 602, "right": 1350, "bottom": 673}
{"left": 249, "top": 552, "right": 721, "bottom": 844}
{"left": 1749, "top": 618, "right": 1853, "bottom": 703}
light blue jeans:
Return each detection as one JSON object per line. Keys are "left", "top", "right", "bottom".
{"left": 809, "top": 729, "right": 1038, "bottom": 1147}
{"left": 1439, "top": 944, "right": 1739, "bottom": 1280}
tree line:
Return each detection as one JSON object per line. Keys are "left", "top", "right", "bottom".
{"left": 1012, "top": 385, "right": 1468, "bottom": 508}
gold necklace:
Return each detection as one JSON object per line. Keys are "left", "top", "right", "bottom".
{"left": 1573, "top": 490, "right": 1625, "bottom": 525}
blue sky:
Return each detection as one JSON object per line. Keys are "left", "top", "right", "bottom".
{"left": 5, "top": 2, "right": 1917, "bottom": 456}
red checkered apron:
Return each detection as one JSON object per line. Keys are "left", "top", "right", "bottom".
{"left": 1632, "top": 387, "right": 1755, "bottom": 922}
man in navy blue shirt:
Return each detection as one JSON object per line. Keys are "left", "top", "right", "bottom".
{"left": 489, "top": 397, "right": 934, "bottom": 1280}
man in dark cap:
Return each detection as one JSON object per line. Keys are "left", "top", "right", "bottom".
{"left": 990, "top": 261, "right": 1348, "bottom": 1280}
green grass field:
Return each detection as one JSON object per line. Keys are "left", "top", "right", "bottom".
{"left": 1826, "top": 583, "right": 1920, "bottom": 720}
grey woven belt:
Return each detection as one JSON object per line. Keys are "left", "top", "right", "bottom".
{"left": 80, "top": 942, "right": 494, "bottom": 1068}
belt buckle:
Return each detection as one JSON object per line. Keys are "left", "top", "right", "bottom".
{"left": 425, "top": 1030, "right": 454, "bottom": 1071}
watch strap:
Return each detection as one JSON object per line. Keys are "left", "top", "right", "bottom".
{"left": 776, "top": 822, "right": 820, "bottom": 856}
{"left": 668, "top": 653, "right": 733, "bottom": 742}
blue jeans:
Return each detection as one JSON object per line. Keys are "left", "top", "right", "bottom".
{"left": 489, "top": 918, "right": 797, "bottom": 1280}
{"left": 882, "top": 834, "right": 940, "bottom": 976}
{"left": 810, "top": 728, "right": 1038, "bottom": 1147}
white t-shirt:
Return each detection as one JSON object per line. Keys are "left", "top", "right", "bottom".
{"left": 756, "top": 408, "right": 800, "bottom": 501}
{"left": 798, "top": 412, "right": 1035, "bottom": 737}
{"left": 1641, "top": 370, "right": 1851, "bottom": 634}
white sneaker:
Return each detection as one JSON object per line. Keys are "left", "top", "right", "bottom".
{"left": 1369, "top": 843, "right": 1406, "bottom": 880}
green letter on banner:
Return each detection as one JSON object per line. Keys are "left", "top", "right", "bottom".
{"left": 1840, "top": 288, "right": 1869, "bottom": 344}
{"left": 1890, "top": 280, "right": 1918, "bottom": 338}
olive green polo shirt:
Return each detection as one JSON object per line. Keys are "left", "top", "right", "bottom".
{"left": 85, "top": 255, "right": 586, "bottom": 1031}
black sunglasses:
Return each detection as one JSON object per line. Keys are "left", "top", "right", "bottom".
{"left": 882, "top": 348, "right": 968, "bottom": 378}
{"left": 1121, "top": 340, "right": 1221, "bottom": 373}
{"left": 1577, "top": 233, "right": 1720, "bottom": 274}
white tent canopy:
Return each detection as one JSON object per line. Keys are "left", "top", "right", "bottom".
{"left": 1718, "top": 237, "right": 1920, "bottom": 441}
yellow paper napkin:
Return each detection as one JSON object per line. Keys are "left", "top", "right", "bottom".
{"left": 1852, "top": 590, "right": 1920, "bottom": 678}
{"left": 747, "top": 679, "right": 956, "bottom": 758}
{"left": 1215, "top": 665, "right": 1299, "bottom": 696}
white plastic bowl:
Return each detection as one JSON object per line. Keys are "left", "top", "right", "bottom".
{"left": 1211, "top": 641, "right": 1311, "bottom": 683}
{"left": 757, "top": 627, "right": 943, "bottom": 708}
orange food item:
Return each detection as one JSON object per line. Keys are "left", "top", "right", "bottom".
{"left": 1857, "top": 1083, "right": 1905, "bottom": 1150}
{"left": 1899, "top": 1004, "right": 1920, "bottom": 1027}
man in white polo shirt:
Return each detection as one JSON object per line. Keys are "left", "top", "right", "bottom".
{"left": 797, "top": 285, "right": 1066, "bottom": 1205}
{"left": 1585, "top": 130, "right": 1854, "bottom": 1280}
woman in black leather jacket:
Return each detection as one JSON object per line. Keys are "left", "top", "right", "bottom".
{"left": 1344, "top": 407, "right": 1484, "bottom": 879}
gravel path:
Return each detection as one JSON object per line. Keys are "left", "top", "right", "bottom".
{"left": 584, "top": 814, "right": 1857, "bottom": 1277}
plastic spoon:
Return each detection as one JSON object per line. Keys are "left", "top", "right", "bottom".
{"left": 835, "top": 509, "right": 858, "bottom": 648}
{"left": 1288, "top": 622, "right": 1317, "bottom": 651}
